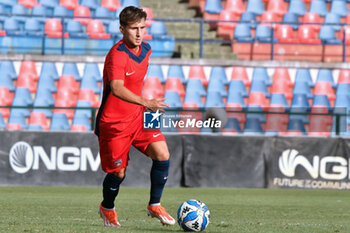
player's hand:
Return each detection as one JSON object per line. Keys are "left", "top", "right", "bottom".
{"left": 145, "top": 98, "right": 170, "bottom": 113}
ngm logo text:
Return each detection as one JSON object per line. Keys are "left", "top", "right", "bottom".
{"left": 279, "top": 149, "right": 350, "bottom": 180}
{"left": 9, "top": 141, "right": 100, "bottom": 174}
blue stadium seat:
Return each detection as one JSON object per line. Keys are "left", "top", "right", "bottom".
{"left": 334, "top": 94, "right": 350, "bottom": 114}
{"left": 324, "top": 13, "right": 341, "bottom": 31}
{"left": 234, "top": 23, "right": 253, "bottom": 42}
{"left": 320, "top": 25, "right": 341, "bottom": 44}
{"left": 246, "top": 0, "right": 265, "bottom": 15}
{"left": 0, "top": 74, "right": 15, "bottom": 91}
{"left": 147, "top": 64, "right": 165, "bottom": 83}
{"left": 244, "top": 117, "right": 263, "bottom": 134}
{"left": 316, "top": 69, "right": 336, "bottom": 88}
{"left": 204, "top": 0, "right": 223, "bottom": 14}
{"left": 80, "top": 75, "right": 99, "bottom": 94}
{"left": 283, "top": 12, "right": 299, "bottom": 30}
{"left": 222, "top": 118, "right": 241, "bottom": 133}
{"left": 207, "top": 78, "right": 227, "bottom": 97}
{"left": 50, "top": 113, "right": 70, "bottom": 130}
{"left": 11, "top": 98, "right": 31, "bottom": 118}
{"left": 167, "top": 65, "right": 186, "bottom": 83}
{"left": 186, "top": 79, "right": 206, "bottom": 97}
{"left": 8, "top": 113, "right": 28, "bottom": 129}
{"left": 0, "top": 113, "right": 5, "bottom": 129}
{"left": 28, "top": 124, "right": 43, "bottom": 130}
{"left": 0, "top": 0, "right": 15, "bottom": 13}
{"left": 226, "top": 92, "right": 246, "bottom": 108}
{"left": 150, "top": 21, "right": 167, "bottom": 38}
{"left": 22, "top": 18, "right": 43, "bottom": 53}
{"left": 83, "top": 63, "right": 102, "bottom": 82}
{"left": 240, "top": 12, "right": 256, "bottom": 29}
{"left": 270, "top": 93, "right": 289, "bottom": 110}
{"left": 255, "top": 25, "right": 276, "bottom": 43}
{"left": 336, "top": 83, "right": 350, "bottom": 97}
{"left": 209, "top": 66, "right": 228, "bottom": 85}
{"left": 40, "top": 62, "right": 59, "bottom": 81}
{"left": 81, "top": 0, "right": 98, "bottom": 11}
{"left": 4, "top": 17, "right": 24, "bottom": 36}
{"left": 228, "top": 80, "right": 248, "bottom": 98}
{"left": 32, "top": 5, "right": 49, "bottom": 24}
{"left": 293, "top": 81, "right": 313, "bottom": 99}
{"left": 0, "top": 61, "right": 16, "bottom": 80}
{"left": 53, "top": 5, "right": 70, "bottom": 18}
{"left": 75, "top": 100, "right": 92, "bottom": 118}
{"left": 33, "top": 97, "right": 53, "bottom": 117}
{"left": 12, "top": 4, "right": 29, "bottom": 24}
{"left": 39, "top": 0, "right": 58, "bottom": 15}
{"left": 250, "top": 80, "right": 270, "bottom": 98}
{"left": 205, "top": 91, "right": 224, "bottom": 108}
{"left": 290, "top": 93, "right": 310, "bottom": 123}
{"left": 95, "top": 6, "right": 113, "bottom": 25}
{"left": 252, "top": 67, "right": 272, "bottom": 86}
{"left": 310, "top": 0, "right": 328, "bottom": 17}
{"left": 64, "top": 20, "right": 87, "bottom": 55}
{"left": 147, "top": 35, "right": 175, "bottom": 57}
{"left": 313, "top": 94, "right": 331, "bottom": 110}
{"left": 13, "top": 87, "right": 33, "bottom": 105}
{"left": 121, "top": 0, "right": 140, "bottom": 7}
{"left": 287, "top": 118, "right": 306, "bottom": 135}
{"left": 37, "top": 74, "right": 57, "bottom": 93}
{"left": 72, "top": 114, "right": 91, "bottom": 130}
{"left": 62, "top": 62, "right": 81, "bottom": 81}
{"left": 288, "top": 0, "right": 306, "bottom": 16}
{"left": 295, "top": 68, "right": 314, "bottom": 87}
{"left": 35, "top": 87, "right": 55, "bottom": 106}
{"left": 164, "top": 91, "right": 182, "bottom": 108}
{"left": 330, "top": 0, "right": 348, "bottom": 17}
{"left": 25, "top": 18, "right": 43, "bottom": 36}
{"left": 184, "top": 91, "right": 204, "bottom": 108}
{"left": 108, "top": 20, "right": 122, "bottom": 43}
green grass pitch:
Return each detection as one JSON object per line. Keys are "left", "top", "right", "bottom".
{"left": 1, "top": 186, "right": 350, "bottom": 233}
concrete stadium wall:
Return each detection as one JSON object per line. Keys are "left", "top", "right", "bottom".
{"left": 1, "top": 131, "right": 350, "bottom": 190}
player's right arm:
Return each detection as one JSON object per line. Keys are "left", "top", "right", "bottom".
{"left": 110, "top": 79, "right": 169, "bottom": 112}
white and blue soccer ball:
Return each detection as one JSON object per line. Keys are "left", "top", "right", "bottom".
{"left": 177, "top": 199, "right": 210, "bottom": 232}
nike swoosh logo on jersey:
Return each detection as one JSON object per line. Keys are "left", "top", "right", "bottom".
{"left": 126, "top": 71, "right": 135, "bottom": 76}
{"left": 153, "top": 133, "right": 161, "bottom": 138}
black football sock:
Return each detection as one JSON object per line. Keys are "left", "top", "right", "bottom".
{"left": 102, "top": 173, "right": 125, "bottom": 209}
{"left": 149, "top": 159, "right": 170, "bottom": 205}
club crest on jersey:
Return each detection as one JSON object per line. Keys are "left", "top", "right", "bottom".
{"left": 114, "top": 159, "right": 122, "bottom": 168}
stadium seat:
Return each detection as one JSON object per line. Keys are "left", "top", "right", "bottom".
{"left": 142, "top": 7, "right": 154, "bottom": 27}
{"left": 74, "top": 100, "right": 92, "bottom": 118}
{"left": 186, "top": 79, "right": 206, "bottom": 97}
{"left": 183, "top": 91, "right": 204, "bottom": 108}
{"left": 167, "top": 65, "right": 186, "bottom": 83}
{"left": 0, "top": 87, "right": 13, "bottom": 118}
{"left": 188, "top": 65, "right": 208, "bottom": 86}
{"left": 217, "top": 10, "right": 239, "bottom": 40}
{"left": 0, "top": 114, "right": 5, "bottom": 129}
{"left": 80, "top": 75, "right": 99, "bottom": 94}
{"left": 248, "top": 91, "right": 269, "bottom": 110}
{"left": 240, "top": 12, "right": 256, "bottom": 29}
{"left": 16, "top": 73, "right": 37, "bottom": 93}
{"left": 12, "top": 4, "right": 29, "bottom": 24}
{"left": 338, "top": 69, "right": 350, "bottom": 84}
{"left": 282, "top": 12, "right": 299, "bottom": 30}
{"left": 290, "top": 93, "right": 310, "bottom": 123}
{"left": 246, "top": 0, "right": 264, "bottom": 15}
{"left": 295, "top": 68, "right": 314, "bottom": 87}
{"left": 232, "top": 23, "right": 253, "bottom": 59}
{"left": 59, "top": 0, "right": 78, "bottom": 10}
{"left": 0, "top": 74, "right": 15, "bottom": 92}
{"left": 269, "top": 93, "right": 289, "bottom": 110}
{"left": 164, "top": 78, "right": 185, "bottom": 99}
{"left": 28, "top": 111, "right": 49, "bottom": 130}
{"left": 32, "top": 5, "right": 49, "bottom": 22}
{"left": 234, "top": 23, "right": 253, "bottom": 42}
{"left": 4, "top": 17, "right": 23, "bottom": 36}
{"left": 324, "top": 13, "right": 341, "bottom": 31}
{"left": 205, "top": 91, "right": 224, "bottom": 108}
{"left": 25, "top": 18, "right": 43, "bottom": 36}
{"left": 86, "top": 19, "right": 111, "bottom": 39}
{"left": 226, "top": 91, "right": 246, "bottom": 109}
{"left": 230, "top": 66, "right": 251, "bottom": 87}
{"left": 298, "top": 24, "right": 321, "bottom": 44}
{"left": 66, "top": 19, "right": 86, "bottom": 38}
{"left": 147, "top": 64, "right": 165, "bottom": 83}
{"left": 81, "top": 0, "right": 98, "bottom": 11}
{"left": 225, "top": 0, "right": 245, "bottom": 16}
{"left": 228, "top": 80, "right": 249, "bottom": 98}
{"left": 288, "top": 0, "right": 307, "bottom": 17}
{"left": 32, "top": 91, "right": 53, "bottom": 118}
{"left": 101, "top": 0, "right": 120, "bottom": 11}
{"left": 6, "top": 123, "right": 23, "bottom": 130}
{"left": 243, "top": 117, "right": 263, "bottom": 134}
{"left": 336, "top": 83, "right": 350, "bottom": 97}
{"left": 11, "top": 96, "right": 32, "bottom": 118}
{"left": 0, "top": 61, "right": 16, "bottom": 80}
{"left": 77, "top": 89, "right": 99, "bottom": 107}
{"left": 121, "top": 0, "right": 139, "bottom": 7}
{"left": 40, "top": 0, "right": 59, "bottom": 9}
{"left": 207, "top": 78, "right": 227, "bottom": 98}
{"left": 40, "top": 62, "right": 59, "bottom": 81}
{"left": 57, "top": 74, "right": 80, "bottom": 93}
{"left": 18, "top": 0, "right": 39, "bottom": 8}
{"left": 204, "top": 0, "right": 222, "bottom": 14}
{"left": 316, "top": 69, "right": 336, "bottom": 88}
{"left": 252, "top": 67, "right": 271, "bottom": 86}
{"left": 330, "top": 0, "right": 348, "bottom": 17}
{"left": 309, "top": 0, "right": 328, "bottom": 17}
{"left": 334, "top": 94, "right": 350, "bottom": 113}
{"left": 83, "top": 63, "right": 102, "bottom": 82}
{"left": 284, "top": 118, "right": 306, "bottom": 136}
{"left": 209, "top": 66, "right": 228, "bottom": 85}
{"left": 312, "top": 94, "right": 331, "bottom": 111}
{"left": 72, "top": 114, "right": 91, "bottom": 131}
{"left": 50, "top": 113, "right": 70, "bottom": 130}
{"left": 271, "top": 77, "right": 293, "bottom": 100}
{"left": 149, "top": 21, "right": 167, "bottom": 38}
{"left": 8, "top": 113, "right": 27, "bottom": 129}
{"left": 95, "top": 6, "right": 113, "bottom": 24}
{"left": 266, "top": 0, "right": 287, "bottom": 17}
{"left": 62, "top": 62, "right": 81, "bottom": 81}
{"left": 303, "top": 12, "right": 322, "bottom": 32}
{"left": 142, "top": 76, "right": 164, "bottom": 99}
{"left": 255, "top": 24, "right": 275, "bottom": 42}
{"left": 44, "top": 18, "right": 63, "bottom": 38}
{"left": 293, "top": 81, "right": 313, "bottom": 99}
{"left": 222, "top": 118, "right": 241, "bottom": 134}
{"left": 108, "top": 20, "right": 122, "bottom": 41}
{"left": 53, "top": 5, "right": 70, "bottom": 18}
{"left": 71, "top": 124, "right": 87, "bottom": 131}
{"left": 164, "top": 91, "right": 182, "bottom": 108}
{"left": 250, "top": 80, "right": 270, "bottom": 98}
{"left": 73, "top": 5, "right": 91, "bottom": 25}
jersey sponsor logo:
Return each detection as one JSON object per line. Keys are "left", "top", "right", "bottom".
{"left": 126, "top": 71, "right": 135, "bottom": 76}
{"left": 8, "top": 141, "right": 100, "bottom": 174}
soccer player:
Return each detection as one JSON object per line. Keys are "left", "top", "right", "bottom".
{"left": 94, "top": 6, "right": 175, "bottom": 227}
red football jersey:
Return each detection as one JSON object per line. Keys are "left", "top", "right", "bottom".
{"left": 95, "top": 40, "right": 151, "bottom": 136}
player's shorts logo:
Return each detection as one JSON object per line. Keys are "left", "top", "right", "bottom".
{"left": 143, "top": 110, "right": 161, "bottom": 129}
{"left": 9, "top": 141, "right": 34, "bottom": 174}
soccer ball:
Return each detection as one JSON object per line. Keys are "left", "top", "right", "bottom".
{"left": 177, "top": 200, "right": 210, "bottom": 232}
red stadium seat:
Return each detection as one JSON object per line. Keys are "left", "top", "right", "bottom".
{"left": 247, "top": 92, "right": 269, "bottom": 110}
{"left": 296, "top": 25, "right": 322, "bottom": 61}
{"left": 0, "top": 87, "right": 13, "bottom": 118}
{"left": 7, "top": 123, "right": 22, "bottom": 130}
{"left": 101, "top": 0, "right": 120, "bottom": 12}
{"left": 338, "top": 69, "right": 350, "bottom": 84}
{"left": 265, "top": 113, "right": 288, "bottom": 134}
{"left": 303, "top": 12, "right": 322, "bottom": 32}
{"left": 86, "top": 20, "right": 111, "bottom": 39}
{"left": 16, "top": 73, "right": 37, "bottom": 93}
{"left": 73, "top": 5, "right": 91, "bottom": 25}
{"left": 54, "top": 88, "right": 78, "bottom": 119}
{"left": 57, "top": 75, "right": 79, "bottom": 94}
{"left": 143, "top": 76, "right": 164, "bottom": 99}
{"left": 260, "top": 11, "right": 280, "bottom": 28}
{"left": 217, "top": 10, "right": 239, "bottom": 40}
{"left": 164, "top": 77, "right": 185, "bottom": 100}
{"left": 29, "top": 112, "right": 49, "bottom": 130}
{"left": 225, "top": 0, "right": 245, "bottom": 16}
{"left": 78, "top": 89, "right": 99, "bottom": 107}
{"left": 19, "top": 60, "right": 38, "bottom": 81}
{"left": 18, "top": 0, "right": 39, "bottom": 8}
{"left": 60, "top": 0, "right": 79, "bottom": 10}
{"left": 44, "top": 19, "right": 63, "bottom": 38}
{"left": 188, "top": 65, "right": 208, "bottom": 86}
{"left": 266, "top": 0, "right": 287, "bottom": 17}
{"left": 273, "top": 68, "right": 293, "bottom": 87}
{"left": 142, "top": 7, "right": 154, "bottom": 27}
{"left": 270, "top": 78, "right": 293, "bottom": 101}
{"left": 71, "top": 124, "right": 87, "bottom": 131}
{"left": 308, "top": 107, "right": 332, "bottom": 136}
{"left": 275, "top": 24, "right": 297, "bottom": 43}
{"left": 314, "top": 81, "right": 336, "bottom": 105}
{"left": 231, "top": 66, "right": 251, "bottom": 88}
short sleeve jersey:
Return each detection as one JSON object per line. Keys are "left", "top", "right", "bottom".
{"left": 95, "top": 40, "right": 151, "bottom": 136}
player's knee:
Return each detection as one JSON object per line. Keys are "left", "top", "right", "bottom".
{"left": 112, "top": 168, "right": 126, "bottom": 178}
{"left": 154, "top": 150, "right": 170, "bottom": 161}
